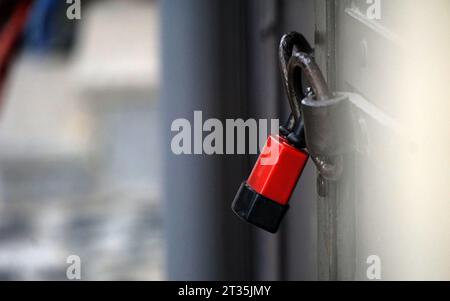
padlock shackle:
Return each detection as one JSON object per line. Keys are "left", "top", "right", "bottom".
{"left": 279, "top": 32, "right": 313, "bottom": 123}
{"left": 287, "top": 51, "right": 331, "bottom": 102}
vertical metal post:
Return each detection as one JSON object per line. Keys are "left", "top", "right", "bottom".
{"left": 314, "top": 0, "right": 338, "bottom": 281}
{"left": 160, "top": 0, "right": 253, "bottom": 280}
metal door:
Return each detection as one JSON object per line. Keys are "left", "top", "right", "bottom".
{"left": 313, "top": 0, "right": 450, "bottom": 280}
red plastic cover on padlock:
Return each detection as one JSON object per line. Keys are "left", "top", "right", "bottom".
{"left": 247, "top": 135, "right": 309, "bottom": 205}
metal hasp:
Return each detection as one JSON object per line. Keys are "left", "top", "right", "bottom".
{"left": 286, "top": 38, "right": 351, "bottom": 181}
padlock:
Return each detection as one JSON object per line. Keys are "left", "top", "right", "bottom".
{"left": 232, "top": 32, "right": 348, "bottom": 232}
{"left": 231, "top": 32, "right": 313, "bottom": 233}
{"left": 232, "top": 135, "right": 309, "bottom": 233}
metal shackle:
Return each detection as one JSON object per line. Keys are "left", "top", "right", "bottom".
{"left": 278, "top": 32, "right": 313, "bottom": 132}
{"left": 287, "top": 51, "right": 331, "bottom": 102}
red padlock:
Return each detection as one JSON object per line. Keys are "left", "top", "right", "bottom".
{"left": 232, "top": 134, "right": 309, "bottom": 233}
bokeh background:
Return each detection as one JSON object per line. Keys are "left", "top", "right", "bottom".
{"left": 0, "top": 0, "right": 163, "bottom": 280}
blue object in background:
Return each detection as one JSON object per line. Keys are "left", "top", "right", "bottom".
{"left": 24, "top": 0, "right": 76, "bottom": 54}
{"left": 25, "top": 0, "right": 59, "bottom": 52}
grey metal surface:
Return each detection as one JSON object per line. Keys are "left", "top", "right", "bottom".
{"left": 315, "top": 0, "right": 450, "bottom": 280}
{"left": 314, "top": 0, "right": 339, "bottom": 281}
{"left": 160, "top": 0, "right": 253, "bottom": 281}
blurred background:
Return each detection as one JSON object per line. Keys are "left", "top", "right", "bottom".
{"left": 0, "top": 0, "right": 449, "bottom": 281}
{"left": 0, "top": 0, "right": 163, "bottom": 280}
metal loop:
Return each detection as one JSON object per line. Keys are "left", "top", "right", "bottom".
{"left": 279, "top": 32, "right": 313, "bottom": 123}
{"left": 287, "top": 51, "right": 331, "bottom": 102}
